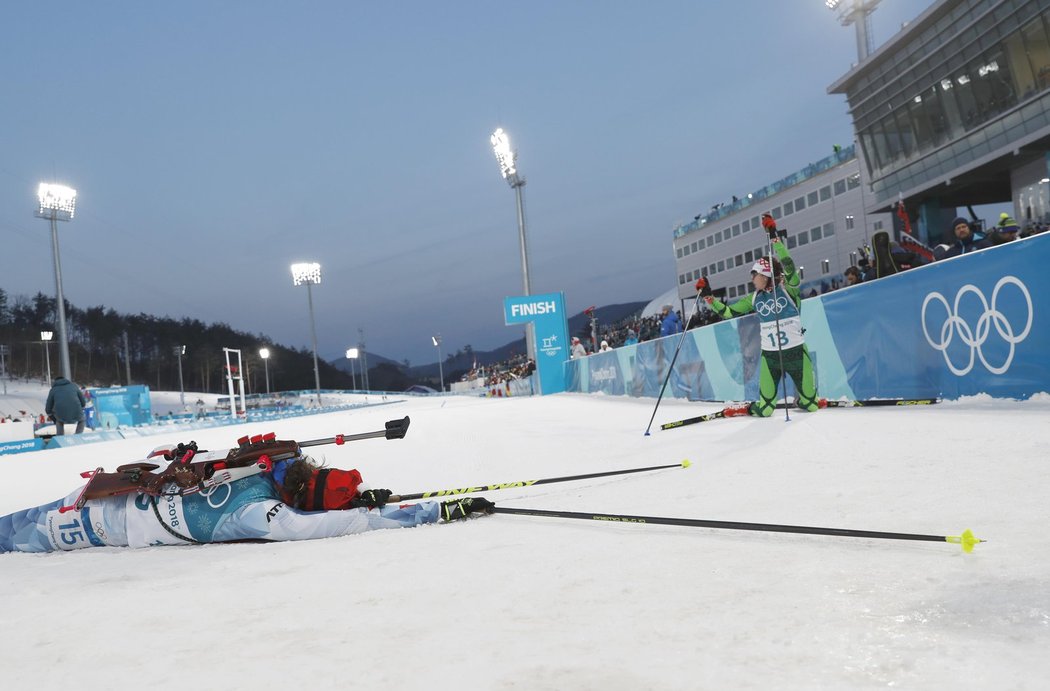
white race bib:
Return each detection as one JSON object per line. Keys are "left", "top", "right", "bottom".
{"left": 759, "top": 315, "right": 805, "bottom": 351}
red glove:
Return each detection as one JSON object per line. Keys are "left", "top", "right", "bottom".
{"left": 761, "top": 213, "right": 780, "bottom": 241}
{"left": 695, "top": 277, "right": 707, "bottom": 292}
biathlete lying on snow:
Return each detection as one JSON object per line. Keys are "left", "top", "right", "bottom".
{"left": 0, "top": 438, "right": 494, "bottom": 554}
{"left": 703, "top": 213, "right": 819, "bottom": 417}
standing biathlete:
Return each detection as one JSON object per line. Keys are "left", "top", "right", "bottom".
{"left": 703, "top": 213, "right": 819, "bottom": 417}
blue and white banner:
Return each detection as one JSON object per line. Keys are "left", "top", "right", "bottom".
{"left": 567, "top": 234, "right": 1049, "bottom": 401}
{"left": 87, "top": 385, "right": 153, "bottom": 428}
{"left": 0, "top": 438, "right": 44, "bottom": 456}
{"left": 504, "top": 292, "right": 570, "bottom": 395}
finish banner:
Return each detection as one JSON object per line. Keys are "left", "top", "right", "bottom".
{"left": 567, "top": 234, "right": 1048, "bottom": 401}
{"left": 504, "top": 292, "right": 570, "bottom": 395}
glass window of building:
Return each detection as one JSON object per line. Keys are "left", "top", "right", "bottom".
{"left": 787, "top": 235, "right": 797, "bottom": 249}
{"left": 808, "top": 190, "right": 819, "bottom": 206}
{"left": 846, "top": 173, "right": 860, "bottom": 190}
{"left": 819, "top": 185, "right": 831, "bottom": 201}
{"left": 735, "top": 254, "right": 743, "bottom": 267}
{"left": 742, "top": 218, "right": 751, "bottom": 232}
{"left": 783, "top": 200, "right": 794, "bottom": 215}
{"left": 717, "top": 260, "right": 726, "bottom": 273}
{"left": 679, "top": 274, "right": 686, "bottom": 284}
{"left": 751, "top": 216, "right": 760, "bottom": 228}
{"left": 795, "top": 196, "right": 806, "bottom": 211}
{"left": 739, "top": 284, "right": 748, "bottom": 295}
{"left": 677, "top": 248, "right": 683, "bottom": 258}
{"left": 732, "top": 224, "right": 741, "bottom": 237}
{"left": 745, "top": 249, "right": 754, "bottom": 263}
{"left": 823, "top": 221, "right": 836, "bottom": 237}
{"left": 728, "top": 286, "right": 736, "bottom": 299}
{"left": 709, "top": 263, "right": 716, "bottom": 275}
{"left": 833, "top": 179, "right": 846, "bottom": 196}
{"left": 771, "top": 206, "right": 782, "bottom": 219}
{"left": 845, "top": 215, "right": 855, "bottom": 230}
{"left": 874, "top": 220, "right": 883, "bottom": 231}
{"left": 811, "top": 226, "right": 823, "bottom": 242}
{"left": 684, "top": 245, "right": 691, "bottom": 256}
{"left": 715, "top": 231, "right": 723, "bottom": 243}
{"left": 798, "top": 232, "right": 810, "bottom": 246}
{"left": 691, "top": 241, "right": 698, "bottom": 253}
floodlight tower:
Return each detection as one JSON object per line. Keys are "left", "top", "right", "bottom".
{"left": 431, "top": 334, "right": 444, "bottom": 393}
{"left": 259, "top": 348, "right": 271, "bottom": 394}
{"left": 491, "top": 127, "right": 537, "bottom": 370}
{"left": 174, "top": 345, "right": 186, "bottom": 406}
{"left": 345, "top": 348, "right": 358, "bottom": 390}
{"left": 290, "top": 262, "right": 323, "bottom": 407}
{"left": 35, "top": 183, "right": 77, "bottom": 381}
{"left": 825, "top": 0, "right": 881, "bottom": 62}
{"left": 41, "top": 331, "right": 54, "bottom": 386}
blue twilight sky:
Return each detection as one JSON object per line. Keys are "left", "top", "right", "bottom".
{"left": 0, "top": 1, "right": 929, "bottom": 366}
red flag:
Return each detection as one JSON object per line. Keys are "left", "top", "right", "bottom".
{"left": 896, "top": 200, "right": 913, "bottom": 236}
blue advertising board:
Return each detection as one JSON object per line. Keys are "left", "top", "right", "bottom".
{"left": 87, "top": 385, "right": 153, "bottom": 428}
{"left": 503, "top": 292, "right": 570, "bottom": 395}
{"left": 567, "top": 234, "right": 1049, "bottom": 401}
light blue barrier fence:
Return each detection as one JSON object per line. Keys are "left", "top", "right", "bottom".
{"left": 567, "top": 234, "right": 1049, "bottom": 401}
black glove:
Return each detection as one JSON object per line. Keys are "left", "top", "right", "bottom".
{"left": 350, "top": 488, "right": 393, "bottom": 509}
{"left": 441, "top": 497, "right": 496, "bottom": 522}
{"left": 694, "top": 277, "right": 713, "bottom": 298}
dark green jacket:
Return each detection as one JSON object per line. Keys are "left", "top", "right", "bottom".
{"left": 45, "top": 377, "right": 86, "bottom": 423}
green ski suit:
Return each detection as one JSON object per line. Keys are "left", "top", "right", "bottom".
{"left": 707, "top": 240, "right": 819, "bottom": 416}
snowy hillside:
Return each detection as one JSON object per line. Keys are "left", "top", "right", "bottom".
{"left": 2, "top": 392, "right": 1049, "bottom": 689}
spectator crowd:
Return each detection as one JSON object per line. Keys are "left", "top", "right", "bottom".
{"left": 571, "top": 210, "right": 1045, "bottom": 356}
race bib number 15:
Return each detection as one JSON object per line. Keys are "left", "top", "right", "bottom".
{"left": 45, "top": 510, "right": 99, "bottom": 551}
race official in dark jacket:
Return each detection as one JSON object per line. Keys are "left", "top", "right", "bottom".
{"left": 45, "top": 377, "right": 86, "bottom": 435}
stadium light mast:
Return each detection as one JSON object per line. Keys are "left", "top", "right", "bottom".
{"left": 41, "top": 331, "right": 53, "bottom": 387}
{"left": 345, "top": 347, "right": 358, "bottom": 390}
{"left": 490, "top": 127, "right": 537, "bottom": 374}
{"left": 290, "top": 262, "right": 323, "bottom": 407}
{"left": 825, "top": 0, "right": 881, "bottom": 62}
{"left": 259, "top": 347, "right": 271, "bottom": 395}
{"left": 431, "top": 334, "right": 444, "bottom": 393}
{"left": 174, "top": 345, "right": 186, "bottom": 406}
{"left": 35, "top": 183, "right": 76, "bottom": 381}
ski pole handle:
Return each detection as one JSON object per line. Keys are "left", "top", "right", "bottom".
{"left": 298, "top": 416, "right": 411, "bottom": 448}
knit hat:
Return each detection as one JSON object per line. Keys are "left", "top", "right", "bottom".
{"left": 750, "top": 257, "right": 773, "bottom": 277}
{"left": 996, "top": 213, "right": 1020, "bottom": 234}
{"left": 950, "top": 217, "right": 970, "bottom": 230}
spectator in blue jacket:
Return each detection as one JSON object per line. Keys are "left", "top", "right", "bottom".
{"left": 935, "top": 217, "right": 990, "bottom": 260}
{"left": 659, "top": 304, "right": 683, "bottom": 337}
{"left": 45, "top": 377, "right": 87, "bottom": 435}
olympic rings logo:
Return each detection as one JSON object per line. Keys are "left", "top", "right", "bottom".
{"left": 921, "top": 276, "right": 1033, "bottom": 376}
{"left": 754, "top": 296, "right": 789, "bottom": 317}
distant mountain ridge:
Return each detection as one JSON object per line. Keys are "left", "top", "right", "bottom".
{"left": 404, "top": 301, "right": 647, "bottom": 381}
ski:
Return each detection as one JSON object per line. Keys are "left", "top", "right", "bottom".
{"left": 660, "top": 411, "right": 725, "bottom": 430}
{"left": 661, "top": 398, "right": 941, "bottom": 430}
{"left": 817, "top": 397, "right": 940, "bottom": 408}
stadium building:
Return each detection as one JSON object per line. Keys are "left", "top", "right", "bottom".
{"left": 829, "top": 0, "right": 1050, "bottom": 244}
{"left": 672, "top": 146, "right": 892, "bottom": 307}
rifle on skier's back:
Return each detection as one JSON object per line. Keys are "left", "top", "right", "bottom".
{"left": 59, "top": 416, "right": 411, "bottom": 513}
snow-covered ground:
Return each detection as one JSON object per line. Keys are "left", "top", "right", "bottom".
{"left": 2, "top": 390, "right": 1049, "bottom": 689}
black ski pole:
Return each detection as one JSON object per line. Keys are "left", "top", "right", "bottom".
{"left": 390, "top": 460, "right": 690, "bottom": 501}
{"left": 299, "top": 416, "right": 410, "bottom": 448}
{"left": 644, "top": 286, "right": 705, "bottom": 436}
{"left": 492, "top": 506, "right": 983, "bottom": 553}
{"left": 761, "top": 215, "right": 791, "bottom": 423}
